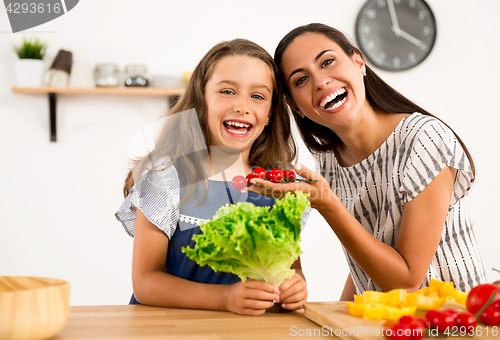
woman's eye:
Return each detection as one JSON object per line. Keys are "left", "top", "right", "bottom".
{"left": 295, "top": 76, "right": 308, "bottom": 87}
{"left": 252, "top": 94, "right": 265, "bottom": 100}
{"left": 321, "top": 58, "right": 334, "bottom": 68}
{"left": 221, "top": 89, "right": 234, "bottom": 95}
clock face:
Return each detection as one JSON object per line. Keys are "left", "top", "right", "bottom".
{"left": 355, "top": 0, "right": 437, "bottom": 71}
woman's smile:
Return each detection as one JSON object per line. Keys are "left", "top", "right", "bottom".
{"left": 317, "top": 86, "right": 348, "bottom": 113}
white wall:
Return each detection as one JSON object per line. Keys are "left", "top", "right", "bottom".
{"left": 1, "top": 0, "right": 499, "bottom": 306}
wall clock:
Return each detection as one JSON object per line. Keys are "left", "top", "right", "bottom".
{"left": 355, "top": 0, "right": 437, "bottom": 71}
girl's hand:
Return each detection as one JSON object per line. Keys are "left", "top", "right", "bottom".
{"left": 278, "top": 271, "right": 308, "bottom": 310}
{"left": 225, "top": 280, "right": 279, "bottom": 316}
{"left": 248, "top": 163, "right": 335, "bottom": 210}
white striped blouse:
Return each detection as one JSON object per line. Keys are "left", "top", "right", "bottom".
{"left": 319, "top": 112, "right": 487, "bottom": 293}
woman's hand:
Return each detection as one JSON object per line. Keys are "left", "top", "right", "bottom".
{"left": 248, "top": 163, "right": 335, "bottom": 209}
{"left": 278, "top": 271, "right": 308, "bottom": 310}
{"left": 224, "top": 280, "right": 280, "bottom": 316}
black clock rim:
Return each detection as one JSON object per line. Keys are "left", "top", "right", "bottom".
{"left": 354, "top": 0, "right": 437, "bottom": 72}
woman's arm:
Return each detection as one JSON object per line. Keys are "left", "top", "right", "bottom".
{"left": 250, "top": 164, "right": 457, "bottom": 292}
{"left": 339, "top": 273, "right": 356, "bottom": 301}
{"left": 132, "top": 209, "right": 279, "bottom": 315}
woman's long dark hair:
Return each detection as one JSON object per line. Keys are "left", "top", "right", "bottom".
{"left": 274, "top": 23, "right": 474, "bottom": 175}
{"left": 123, "top": 39, "right": 296, "bottom": 205}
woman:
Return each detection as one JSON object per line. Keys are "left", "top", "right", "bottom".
{"left": 249, "top": 23, "right": 486, "bottom": 300}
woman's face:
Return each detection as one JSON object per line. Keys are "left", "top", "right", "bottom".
{"left": 281, "top": 32, "right": 366, "bottom": 131}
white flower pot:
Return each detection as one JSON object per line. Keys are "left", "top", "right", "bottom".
{"left": 15, "top": 59, "right": 45, "bottom": 87}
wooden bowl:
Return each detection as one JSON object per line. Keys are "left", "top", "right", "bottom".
{"left": 0, "top": 276, "right": 70, "bottom": 340}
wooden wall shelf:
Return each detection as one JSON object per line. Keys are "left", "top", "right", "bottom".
{"left": 12, "top": 87, "right": 185, "bottom": 142}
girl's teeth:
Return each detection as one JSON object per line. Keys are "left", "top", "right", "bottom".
{"left": 227, "top": 127, "right": 247, "bottom": 135}
{"left": 226, "top": 121, "right": 250, "bottom": 128}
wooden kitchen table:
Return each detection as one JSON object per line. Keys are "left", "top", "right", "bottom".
{"left": 53, "top": 304, "right": 324, "bottom": 339}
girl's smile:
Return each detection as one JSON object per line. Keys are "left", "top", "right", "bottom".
{"left": 205, "top": 55, "right": 273, "bottom": 160}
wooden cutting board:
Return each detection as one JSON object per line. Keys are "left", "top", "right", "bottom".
{"left": 303, "top": 301, "right": 498, "bottom": 339}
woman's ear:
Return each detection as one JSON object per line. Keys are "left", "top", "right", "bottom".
{"left": 352, "top": 51, "right": 366, "bottom": 76}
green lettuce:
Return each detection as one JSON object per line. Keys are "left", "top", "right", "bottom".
{"left": 182, "top": 191, "right": 310, "bottom": 287}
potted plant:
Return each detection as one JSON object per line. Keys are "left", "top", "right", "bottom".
{"left": 13, "top": 36, "right": 48, "bottom": 87}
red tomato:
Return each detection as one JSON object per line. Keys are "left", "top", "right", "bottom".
{"left": 466, "top": 283, "right": 500, "bottom": 314}
{"left": 231, "top": 175, "right": 246, "bottom": 190}
{"left": 388, "top": 322, "right": 412, "bottom": 340}
{"left": 269, "top": 168, "right": 284, "bottom": 183}
{"left": 479, "top": 305, "right": 500, "bottom": 326}
{"left": 245, "top": 173, "right": 256, "bottom": 186}
{"left": 426, "top": 311, "right": 454, "bottom": 333}
{"left": 283, "top": 170, "right": 296, "bottom": 182}
{"left": 455, "top": 313, "right": 477, "bottom": 330}
{"left": 493, "top": 301, "right": 500, "bottom": 310}
{"left": 399, "top": 316, "right": 415, "bottom": 324}
{"left": 442, "top": 309, "right": 459, "bottom": 321}
{"left": 408, "top": 320, "right": 425, "bottom": 340}
{"left": 251, "top": 167, "right": 267, "bottom": 179}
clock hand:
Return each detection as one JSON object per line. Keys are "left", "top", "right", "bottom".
{"left": 395, "top": 28, "right": 426, "bottom": 49}
{"left": 386, "top": 0, "right": 401, "bottom": 36}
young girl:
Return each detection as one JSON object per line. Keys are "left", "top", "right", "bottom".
{"left": 116, "top": 39, "right": 307, "bottom": 315}
{"left": 249, "top": 23, "right": 487, "bottom": 298}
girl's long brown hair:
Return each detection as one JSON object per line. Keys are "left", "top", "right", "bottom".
{"left": 274, "top": 23, "right": 474, "bottom": 176}
{"left": 124, "top": 39, "right": 296, "bottom": 205}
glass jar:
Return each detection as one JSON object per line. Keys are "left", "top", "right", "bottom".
{"left": 94, "top": 63, "right": 120, "bottom": 87}
{"left": 124, "top": 64, "right": 149, "bottom": 87}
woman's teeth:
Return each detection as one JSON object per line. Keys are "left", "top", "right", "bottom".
{"left": 319, "top": 87, "right": 347, "bottom": 109}
{"left": 326, "top": 96, "right": 346, "bottom": 110}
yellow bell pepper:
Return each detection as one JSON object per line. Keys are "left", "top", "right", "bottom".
{"left": 406, "top": 292, "right": 446, "bottom": 310}
{"left": 345, "top": 280, "right": 467, "bottom": 320}
{"left": 346, "top": 301, "right": 366, "bottom": 317}
{"left": 363, "top": 304, "right": 388, "bottom": 320}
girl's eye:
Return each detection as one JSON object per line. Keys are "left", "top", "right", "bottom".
{"left": 321, "top": 58, "right": 334, "bottom": 68}
{"left": 220, "top": 89, "right": 234, "bottom": 95}
{"left": 295, "top": 75, "right": 308, "bottom": 87}
{"left": 252, "top": 94, "right": 265, "bottom": 100}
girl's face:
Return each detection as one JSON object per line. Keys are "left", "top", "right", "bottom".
{"left": 281, "top": 32, "right": 366, "bottom": 131}
{"left": 204, "top": 55, "right": 273, "bottom": 158}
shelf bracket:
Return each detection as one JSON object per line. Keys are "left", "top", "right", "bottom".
{"left": 49, "top": 92, "right": 57, "bottom": 142}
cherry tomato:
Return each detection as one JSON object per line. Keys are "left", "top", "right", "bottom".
{"left": 466, "top": 283, "right": 500, "bottom": 314}
{"left": 426, "top": 310, "right": 454, "bottom": 333}
{"left": 245, "top": 173, "right": 257, "bottom": 186}
{"left": 251, "top": 167, "right": 267, "bottom": 179}
{"left": 455, "top": 313, "right": 477, "bottom": 330}
{"left": 492, "top": 300, "right": 500, "bottom": 310}
{"left": 283, "top": 169, "right": 296, "bottom": 182}
{"left": 269, "top": 168, "right": 284, "bottom": 183}
{"left": 399, "top": 316, "right": 415, "bottom": 324}
{"left": 442, "top": 309, "right": 459, "bottom": 321}
{"left": 479, "top": 305, "right": 500, "bottom": 326}
{"left": 407, "top": 320, "right": 425, "bottom": 340}
{"left": 231, "top": 175, "right": 246, "bottom": 190}
{"left": 388, "top": 322, "right": 412, "bottom": 340}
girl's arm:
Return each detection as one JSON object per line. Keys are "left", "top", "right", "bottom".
{"left": 277, "top": 257, "right": 308, "bottom": 310}
{"left": 339, "top": 273, "right": 356, "bottom": 301}
{"left": 132, "top": 209, "right": 279, "bottom": 315}
{"left": 250, "top": 164, "right": 457, "bottom": 292}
